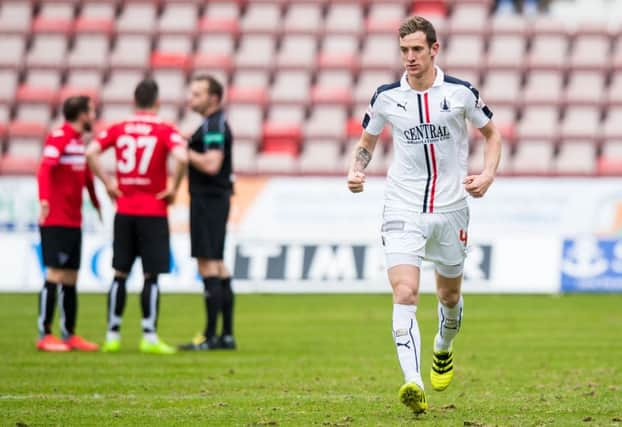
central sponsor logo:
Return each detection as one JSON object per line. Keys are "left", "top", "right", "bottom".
{"left": 403, "top": 123, "right": 451, "bottom": 144}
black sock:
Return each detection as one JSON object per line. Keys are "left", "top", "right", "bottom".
{"left": 38, "top": 280, "right": 57, "bottom": 336}
{"left": 221, "top": 277, "right": 234, "bottom": 336}
{"left": 203, "top": 276, "right": 223, "bottom": 339}
{"left": 107, "top": 276, "right": 127, "bottom": 332}
{"left": 59, "top": 284, "right": 77, "bottom": 338}
{"left": 141, "top": 276, "right": 159, "bottom": 334}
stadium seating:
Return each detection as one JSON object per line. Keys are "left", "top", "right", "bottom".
{"left": 0, "top": 0, "right": 620, "bottom": 175}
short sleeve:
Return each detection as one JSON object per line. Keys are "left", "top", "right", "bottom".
{"left": 361, "top": 90, "right": 387, "bottom": 136}
{"left": 464, "top": 86, "right": 493, "bottom": 129}
{"left": 40, "top": 129, "right": 68, "bottom": 166}
{"left": 165, "top": 125, "right": 186, "bottom": 150}
{"left": 95, "top": 125, "right": 117, "bottom": 151}
{"left": 202, "top": 113, "right": 226, "bottom": 150}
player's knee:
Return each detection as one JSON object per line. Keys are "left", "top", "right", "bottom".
{"left": 198, "top": 258, "right": 220, "bottom": 277}
{"left": 393, "top": 281, "right": 418, "bottom": 305}
{"left": 437, "top": 286, "right": 461, "bottom": 307}
{"left": 62, "top": 271, "right": 78, "bottom": 285}
{"left": 46, "top": 268, "right": 64, "bottom": 283}
{"left": 114, "top": 271, "right": 129, "bottom": 279}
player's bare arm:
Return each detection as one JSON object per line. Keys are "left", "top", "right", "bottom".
{"left": 85, "top": 142, "right": 122, "bottom": 200}
{"left": 463, "top": 120, "right": 502, "bottom": 198}
{"left": 188, "top": 147, "right": 224, "bottom": 176}
{"left": 38, "top": 200, "right": 49, "bottom": 224}
{"left": 348, "top": 131, "right": 379, "bottom": 193}
{"left": 85, "top": 171, "right": 103, "bottom": 222}
{"left": 156, "top": 146, "right": 189, "bottom": 204}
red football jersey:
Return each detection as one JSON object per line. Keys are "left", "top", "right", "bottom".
{"left": 96, "top": 113, "right": 185, "bottom": 217}
{"left": 37, "top": 122, "right": 99, "bottom": 228}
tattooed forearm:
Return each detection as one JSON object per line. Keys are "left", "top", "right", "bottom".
{"left": 354, "top": 147, "right": 372, "bottom": 172}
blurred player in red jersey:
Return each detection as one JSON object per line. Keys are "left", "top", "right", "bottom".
{"left": 36, "top": 96, "right": 101, "bottom": 352}
{"left": 86, "top": 79, "right": 188, "bottom": 355}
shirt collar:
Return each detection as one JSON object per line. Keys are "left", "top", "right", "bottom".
{"left": 399, "top": 66, "right": 445, "bottom": 91}
{"left": 205, "top": 108, "right": 223, "bottom": 120}
{"left": 61, "top": 122, "right": 80, "bottom": 138}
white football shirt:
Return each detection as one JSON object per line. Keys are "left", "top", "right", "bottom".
{"left": 363, "top": 66, "right": 492, "bottom": 213}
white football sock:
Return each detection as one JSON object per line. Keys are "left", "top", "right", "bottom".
{"left": 106, "top": 331, "right": 120, "bottom": 342}
{"left": 393, "top": 304, "right": 423, "bottom": 388}
{"left": 143, "top": 332, "right": 158, "bottom": 344}
{"left": 434, "top": 296, "right": 463, "bottom": 352}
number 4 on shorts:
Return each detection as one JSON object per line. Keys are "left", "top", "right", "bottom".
{"left": 459, "top": 229, "right": 468, "bottom": 246}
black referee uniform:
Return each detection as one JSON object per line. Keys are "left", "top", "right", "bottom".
{"left": 189, "top": 109, "right": 233, "bottom": 257}
{"left": 188, "top": 108, "right": 236, "bottom": 347}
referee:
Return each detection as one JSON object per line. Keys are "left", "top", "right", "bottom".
{"left": 180, "top": 74, "right": 236, "bottom": 351}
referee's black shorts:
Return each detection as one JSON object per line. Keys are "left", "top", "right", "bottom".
{"left": 39, "top": 226, "right": 82, "bottom": 270}
{"left": 190, "top": 193, "right": 230, "bottom": 260}
{"left": 112, "top": 214, "right": 170, "bottom": 274}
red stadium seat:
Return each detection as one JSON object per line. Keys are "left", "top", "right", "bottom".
{"left": 317, "top": 53, "right": 358, "bottom": 71}
{"left": 32, "top": 16, "right": 73, "bottom": 34}
{"left": 8, "top": 121, "right": 47, "bottom": 139}
{"left": 192, "top": 53, "right": 233, "bottom": 72}
{"left": 198, "top": 17, "right": 240, "bottom": 35}
{"left": 412, "top": 1, "right": 448, "bottom": 17}
{"left": 15, "top": 85, "right": 58, "bottom": 105}
{"left": 58, "top": 86, "right": 100, "bottom": 104}
{"left": 74, "top": 17, "right": 114, "bottom": 35}
{"left": 310, "top": 86, "right": 352, "bottom": 105}
{"left": 346, "top": 117, "right": 363, "bottom": 139}
{"left": 0, "top": 154, "right": 39, "bottom": 175}
{"left": 227, "top": 86, "right": 268, "bottom": 106}
{"left": 262, "top": 122, "right": 302, "bottom": 156}
{"left": 262, "top": 139, "right": 300, "bottom": 156}
{"left": 597, "top": 157, "right": 622, "bottom": 176}
{"left": 263, "top": 122, "right": 302, "bottom": 141}
{"left": 150, "top": 52, "right": 191, "bottom": 70}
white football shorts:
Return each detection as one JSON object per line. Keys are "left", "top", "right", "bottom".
{"left": 381, "top": 206, "right": 469, "bottom": 275}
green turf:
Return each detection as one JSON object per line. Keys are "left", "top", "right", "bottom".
{"left": 1, "top": 293, "right": 621, "bottom": 426}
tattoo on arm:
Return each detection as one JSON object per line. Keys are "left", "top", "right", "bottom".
{"left": 354, "top": 147, "right": 372, "bottom": 172}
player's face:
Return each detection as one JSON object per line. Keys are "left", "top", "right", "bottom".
{"left": 81, "top": 101, "right": 96, "bottom": 132}
{"left": 399, "top": 31, "right": 439, "bottom": 79}
{"left": 188, "top": 80, "right": 211, "bottom": 115}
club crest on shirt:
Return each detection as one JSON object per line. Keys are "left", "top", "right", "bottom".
{"left": 440, "top": 97, "right": 451, "bottom": 112}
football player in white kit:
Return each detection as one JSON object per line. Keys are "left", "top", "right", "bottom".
{"left": 347, "top": 16, "right": 501, "bottom": 413}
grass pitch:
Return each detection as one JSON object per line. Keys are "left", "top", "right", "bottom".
{"left": 1, "top": 293, "right": 621, "bottom": 426}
